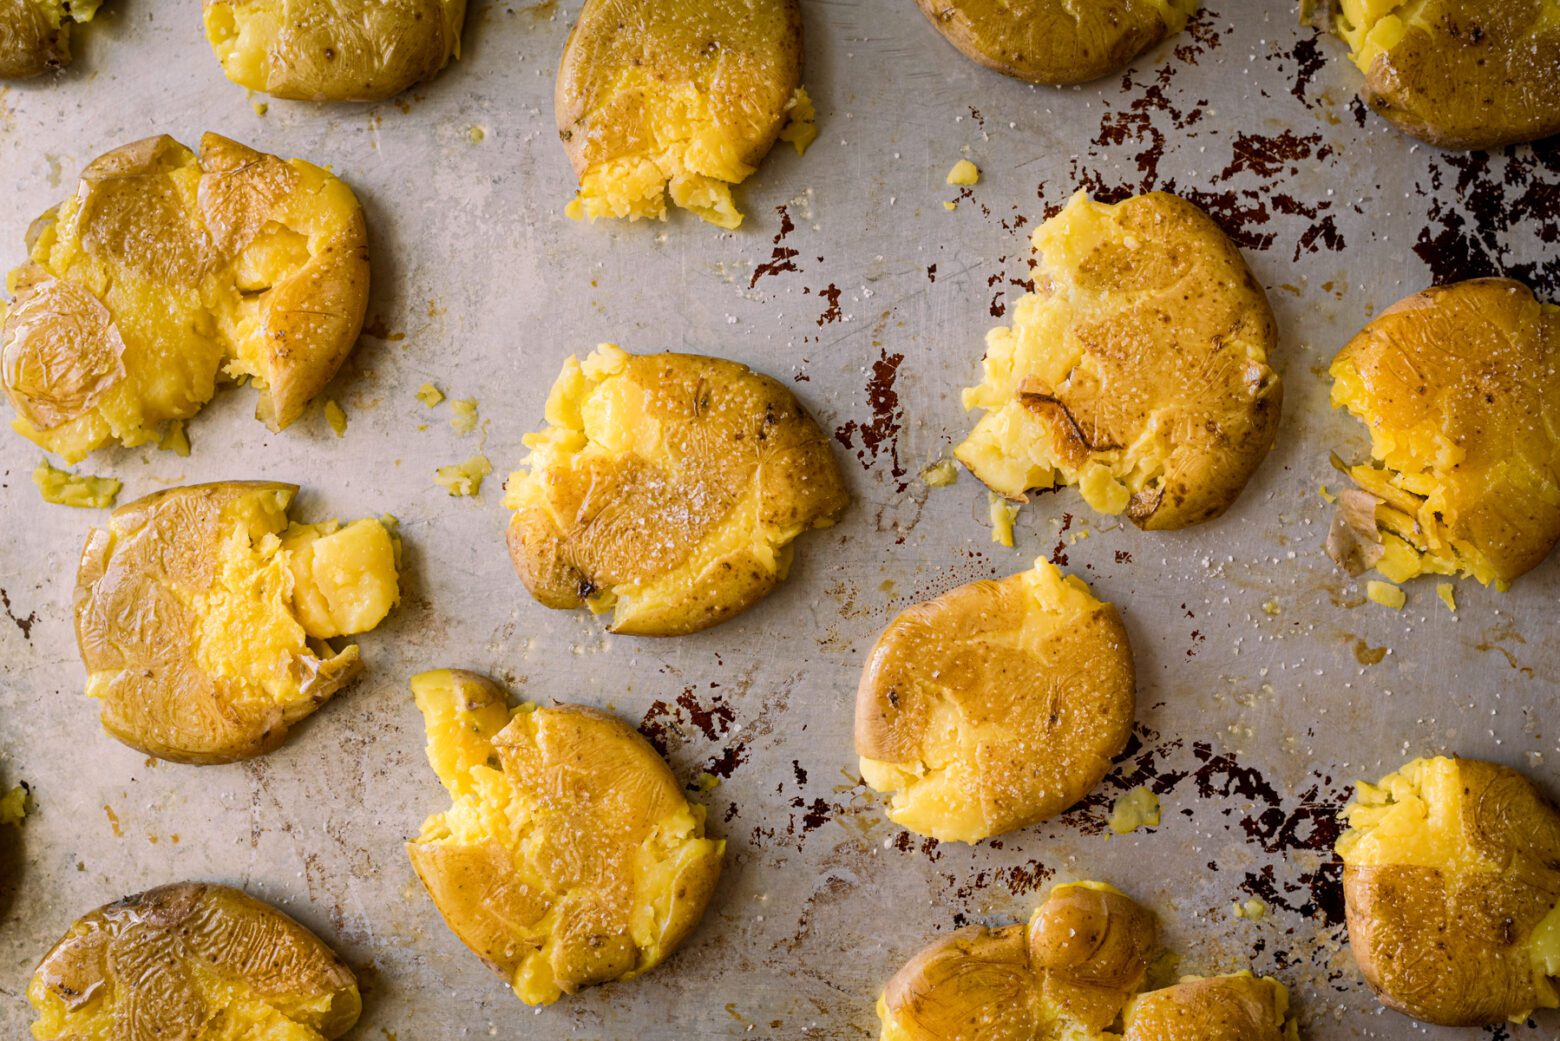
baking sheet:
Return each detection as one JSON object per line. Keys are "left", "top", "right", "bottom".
{"left": 1, "top": 2, "right": 1558, "bottom": 1038}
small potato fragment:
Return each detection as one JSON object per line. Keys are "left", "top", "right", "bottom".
{"left": 28, "top": 882, "right": 360, "bottom": 1041}
{"left": 505, "top": 344, "right": 848, "bottom": 636}
{"left": 1336, "top": 756, "right": 1560, "bottom": 1026}
{"left": 1328, "top": 279, "right": 1560, "bottom": 589}
{"left": 406, "top": 670, "right": 725, "bottom": 1005}
{"left": 2, "top": 133, "right": 370, "bottom": 463}
{"left": 73, "top": 482, "right": 401, "bottom": 764}
{"left": 957, "top": 191, "right": 1280, "bottom": 531}
{"left": 556, "top": 0, "right": 806, "bottom": 228}
{"left": 856, "top": 558, "right": 1134, "bottom": 843}
{"left": 1120, "top": 973, "right": 1297, "bottom": 1041}
{"left": 916, "top": 0, "right": 1198, "bottom": 85}
{"left": 0, "top": 0, "right": 102, "bottom": 79}
{"left": 203, "top": 0, "right": 467, "bottom": 102}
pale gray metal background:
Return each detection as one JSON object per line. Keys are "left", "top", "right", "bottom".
{"left": 0, "top": 2, "right": 1556, "bottom": 1038}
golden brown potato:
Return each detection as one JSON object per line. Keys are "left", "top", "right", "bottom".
{"left": 0, "top": 0, "right": 101, "bottom": 79}
{"left": 1313, "top": 0, "right": 1560, "bottom": 149}
{"left": 877, "top": 881, "right": 1156, "bottom": 1041}
{"left": 74, "top": 482, "right": 400, "bottom": 764}
{"left": 504, "top": 344, "right": 848, "bottom": 636}
{"left": 856, "top": 558, "right": 1134, "bottom": 843}
{"left": 2, "top": 133, "right": 370, "bottom": 463}
{"left": 916, "top": 0, "right": 1198, "bottom": 85}
{"left": 1328, "top": 279, "right": 1560, "bottom": 590}
{"left": 406, "top": 669, "right": 725, "bottom": 1006}
{"left": 1120, "top": 973, "right": 1297, "bottom": 1041}
{"left": 203, "top": 0, "right": 467, "bottom": 101}
{"left": 28, "top": 882, "right": 360, "bottom": 1040}
{"left": 957, "top": 190, "right": 1280, "bottom": 532}
{"left": 1336, "top": 756, "right": 1560, "bottom": 1026}
{"left": 556, "top": 0, "right": 813, "bottom": 228}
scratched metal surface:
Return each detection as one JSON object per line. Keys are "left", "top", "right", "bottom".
{"left": 0, "top": 1, "right": 1557, "bottom": 1038}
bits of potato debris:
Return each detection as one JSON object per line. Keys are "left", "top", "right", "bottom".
{"left": 33, "top": 459, "right": 118, "bottom": 508}
{"left": 1, "top": 133, "right": 370, "bottom": 463}
{"left": 945, "top": 159, "right": 979, "bottom": 186}
{"left": 856, "top": 558, "right": 1133, "bottom": 843}
{"left": 0, "top": 0, "right": 101, "bottom": 79}
{"left": 505, "top": 344, "right": 848, "bottom": 636}
{"left": 73, "top": 482, "right": 400, "bottom": 764}
{"left": 1120, "top": 973, "right": 1296, "bottom": 1041}
{"left": 202, "top": 0, "right": 468, "bottom": 101}
{"left": 29, "top": 882, "right": 360, "bottom": 1041}
{"left": 406, "top": 670, "right": 725, "bottom": 1006}
{"left": 1108, "top": 786, "right": 1161, "bottom": 835}
{"left": 957, "top": 190, "right": 1280, "bottom": 531}
{"left": 1328, "top": 279, "right": 1560, "bottom": 590}
{"left": 556, "top": 0, "right": 808, "bottom": 228}
{"left": 915, "top": 0, "right": 1197, "bottom": 85}
{"left": 435, "top": 454, "right": 491, "bottom": 496}
{"left": 1337, "top": 756, "right": 1560, "bottom": 1026}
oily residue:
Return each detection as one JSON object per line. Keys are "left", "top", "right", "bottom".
{"left": 639, "top": 686, "right": 749, "bottom": 781}
{"left": 834, "top": 346, "right": 908, "bottom": 492}
{"left": 0, "top": 588, "right": 38, "bottom": 640}
{"left": 749, "top": 205, "right": 801, "bottom": 288}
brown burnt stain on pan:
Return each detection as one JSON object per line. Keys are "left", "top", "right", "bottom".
{"left": 0, "top": 589, "right": 38, "bottom": 640}
{"left": 639, "top": 684, "right": 749, "bottom": 782}
{"left": 833, "top": 342, "right": 908, "bottom": 492}
{"left": 749, "top": 204, "right": 802, "bottom": 288}
{"left": 812, "top": 283, "right": 843, "bottom": 326}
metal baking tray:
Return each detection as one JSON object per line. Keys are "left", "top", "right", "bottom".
{"left": 1, "top": 2, "right": 1556, "bottom": 1038}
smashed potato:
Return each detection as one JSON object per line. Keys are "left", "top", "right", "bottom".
{"left": 203, "top": 0, "right": 467, "bottom": 101}
{"left": 1337, "top": 756, "right": 1560, "bottom": 1026}
{"left": 916, "top": 0, "right": 1197, "bottom": 85}
{"left": 29, "top": 882, "right": 360, "bottom": 1041}
{"left": 505, "top": 344, "right": 848, "bottom": 636}
{"left": 1328, "top": 279, "right": 1560, "bottom": 589}
{"left": 856, "top": 558, "right": 1134, "bottom": 843}
{"left": 878, "top": 881, "right": 1156, "bottom": 1041}
{"left": 1120, "top": 973, "right": 1297, "bottom": 1041}
{"left": 406, "top": 669, "right": 724, "bottom": 1005}
{"left": 1312, "top": 0, "right": 1560, "bottom": 149}
{"left": 74, "top": 482, "right": 400, "bottom": 764}
{"left": 2, "top": 133, "right": 370, "bottom": 463}
{"left": 0, "top": 0, "right": 101, "bottom": 78}
{"left": 556, "top": 0, "right": 807, "bottom": 228}
{"left": 958, "top": 191, "right": 1280, "bottom": 531}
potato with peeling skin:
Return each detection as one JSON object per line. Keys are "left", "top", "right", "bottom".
{"left": 0, "top": 0, "right": 102, "bottom": 79}
{"left": 1336, "top": 756, "right": 1560, "bottom": 1026}
{"left": 916, "top": 0, "right": 1198, "bottom": 85}
{"left": 504, "top": 344, "right": 848, "bottom": 636}
{"left": 2, "top": 133, "right": 370, "bottom": 463}
{"left": 556, "top": 0, "right": 807, "bottom": 229}
{"left": 1328, "top": 279, "right": 1560, "bottom": 590}
{"left": 1120, "top": 973, "right": 1297, "bottom": 1041}
{"left": 29, "top": 882, "right": 360, "bottom": 1041}
{"left": 406, "top": 669, "right": 725, "bottom": 1006}
{"left": 203, "top": 0, "right": 467, "bottom": 102}
{"left": 957, "top": 191, "right": 1280, "bottom": 532}
{"left": 1310, "top": 0, "right": 1560, "bottom": 150}
{"left": 74, "top": 482, "right": 400, "bottom": 764}
{"left": 855, "top": 558, "right": 1134, "bottom": 843}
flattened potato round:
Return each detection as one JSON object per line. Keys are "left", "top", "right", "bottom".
{"left": 1321, "top": 0, "right": 1560, "bottom": 149}
{"left": 856, "top": 558, "right": 1134, "bottom": 843}
{"left": 556, "top": 0, "right": 808, "bottom": 228}
{"left": 958, "top": 190, "right": 1280, "bottom": 532}
{"left": 877, "top": 881, "right": 1156, "bottom": 1041}
{"left": 1120, "top": 973, "right": 1296, "bottom": 1041}
{"left": 505, "top": 344, "right": 848, "bottom": 636}
{"left": 74, "top": 482, "right": 400, "bottom": 764}
{"left": 406, "top": 670, "right": 725, "bottom": 1006}
{"left": 1336, "top": 756, "right": 1560, "bottom": 1026}
{"left": 1329, "top": 279, "right": 1560, "bottom": 590}
{"left": 916, "top": 0, "right": 1197, "bottom": 85}
{"left": 203, "top": 0, "right": 467, "bottom": 101}
{"left": 1, "top": 133, "right": 370, "bottom": 463}
{"left": 0, "top": 0, "right": 100, "bottom": 79}
{"left": 29, "top": 882, "right": 360, "bottom": 1040}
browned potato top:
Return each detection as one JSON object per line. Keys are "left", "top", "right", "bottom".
{"left": 916, "top": 0, "right": 1198, "bottom": 85}
{"left": 857, "top": 559, "right": 1134, "bottom": 843}
{"left": 28, "top": 882, "right": 360, "bottom": 1040}
{"left": 0, "top": 0, "right": 99, "bottom": 79}
{"left": 1120, "top": 973, "right": 1295, "bottom": 1041}
{"left": 505, "top": 344, "right": 848, "bottom": 636}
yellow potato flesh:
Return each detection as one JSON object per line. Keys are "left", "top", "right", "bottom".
{"left": 32, "top": 459, "right": 118, "bottom": 507}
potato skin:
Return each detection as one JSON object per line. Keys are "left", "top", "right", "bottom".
{"left": 0, "top": 0, "right": 68, "bottom": 78}
{"left": 1120, "top": 973, "right": 1292, "bottom": 1041}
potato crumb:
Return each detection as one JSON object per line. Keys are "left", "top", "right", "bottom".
{"left": 450, "top": 399, "right": 479, "bottom": 435}
{"left": 778, "top": 87, "right": 818, "bottom": 155}
{"left": 1108, "top": 786, "right": 1160, "bottom": 835}
{"left": 693, "top": 772, "right": 721, "bottom": 792}
{"left": 0, "top": 784, "right": 26, "bottom": 825}
{"left": 436, "top": 456, "right": 492, "bottom": 497}
{"left": 1319, "top": 483, "right": 1335, "bottom": 503}
{"left": 565, "top": 198, "right": 585, "bottom": 221}
{"left": 34, "top": 460, "right": 120, "bottom": 508}
{"left": 943, "top": 200, "right": 957, "bottom": 212}
{"left": 1367, "top": 580, "right": 1405, "bottom": 609}
{"left": 468, "top": 126, "right": 486, "bottom": 144}
{"left": 416, "top": 382, "right": 445, "bottom": 408}
{"left": 1232, "top": 897, "right": 1267, "bottom": 920}
{"left": 987, "top": 492, "right": 1018, "bottom": 547}
{"left": 324, "top": 399, "right": 348, "bottom": 437}
{"left": 159, "top": 421, "right": 191, "bottom": 457}
{"left": 921, "top": 458, "right": 958, "bottom": 487}
{"left": 1261, "top": 599, "right": 1280, "bottom": 616}
{"left": 251, "top": 101, "right": 268, "bottom": 117}
{"left": 946, "top": 159, "right": 980, "bottom": 186}
{"left": 1436, "top": 582, "right": 1457, "bottom": 612}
